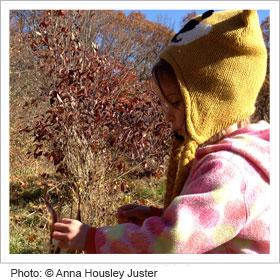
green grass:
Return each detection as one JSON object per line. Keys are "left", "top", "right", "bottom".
{"left": 10, "top": 224, "right": 47, "bottom": 254}
{"left": 133, "top": 177, "right": 165, "bottom": 204}
{"left": 10, "top": 202, "right": 49, "bottom": 254}
{"left": 9, "top": 174, "right": 166, "bottom": 254}
{"left": 9, "top": 175, "right": 53, "bottom": 254}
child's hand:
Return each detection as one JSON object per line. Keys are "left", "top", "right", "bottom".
{"left": 116, "top": 204, "right": 152, "bottom": 225}
{"left": 52, "top": 218, "right": 90, "bottom": 251}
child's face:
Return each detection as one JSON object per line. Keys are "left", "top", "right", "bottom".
{"left": 155, "top": 72, "right": 186, "bottom": 137}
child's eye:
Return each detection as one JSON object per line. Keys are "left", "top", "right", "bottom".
{"left": 171, "top": 101, "right": 181, "bottom": 107}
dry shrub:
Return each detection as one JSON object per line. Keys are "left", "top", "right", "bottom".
{"left": 62, "top": 129, "right": 124, "bottom": 226}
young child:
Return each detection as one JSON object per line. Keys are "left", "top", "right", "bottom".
{"left": 52, "top": 10, "right": 270, "bottom": 253}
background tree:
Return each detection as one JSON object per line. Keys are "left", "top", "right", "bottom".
{"left": 252, "top": 16, "right": 270, "bottom": 123}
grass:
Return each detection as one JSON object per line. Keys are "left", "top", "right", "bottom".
{"left": 9, "top": 173, "right": 165, "bottom": 254}
{"left": 9, "top": 176, "right": 49, "bottom": 254}
{"left": 10, "top": 213, "right": 48, "bottom": 254}
{"left": 130, "top": 177, "right": 165, "bottom": 206}
{"left": 10, "top": 203, "right": 48, "bottom": 254}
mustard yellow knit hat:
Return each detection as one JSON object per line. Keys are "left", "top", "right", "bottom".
{"left": 160, "top": 9, "right": 267, "bottom": 145}
{"left": 160, "top": 10, "right": 267, "bottom": 207}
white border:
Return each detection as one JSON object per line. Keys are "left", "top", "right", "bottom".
{"left": 1, "top": 1, "right": 279, "bottom": 264}
{"left": 0, "top": 0, "right": 279, "bottom": 10}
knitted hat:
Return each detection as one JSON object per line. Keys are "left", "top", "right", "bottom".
{"left": 159, "top": 10, "right": 267, "bottom": 207}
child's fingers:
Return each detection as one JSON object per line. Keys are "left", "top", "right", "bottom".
{"left": 60, "top": 218, "right": 73, "bottom": 224}
{"left": 117, "top": 215, "right": 130, "bottom": 223}
{"left": 52, "top": 231, "right": 68, "bottom": 241}
{"left": 116, "top": 208, "right": 128, "bottom": 219}
{"left": 129, "top": 217, "right": 143, "bottom": 226}
{"left": 117, "top": 204, "right": 138, "bottom": 217}
{"left": 53, "top": 222, "right": 70, "bottom": 233}
{"left": 119, "top": 204, "right": 138, "bottom": 210}
{"left": 123, "top": 207, "right": 149, "bottom": 219}
{"left": 123, "top": 208, "right": 141, "bottom": 218}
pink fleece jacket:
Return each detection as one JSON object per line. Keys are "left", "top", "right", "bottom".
{"left": 86, "top": 121, "right": 270, "bottom": 253}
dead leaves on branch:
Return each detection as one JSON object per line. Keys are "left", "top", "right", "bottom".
{"left": 23, "top": 9, "right": 172, "bottom": 181}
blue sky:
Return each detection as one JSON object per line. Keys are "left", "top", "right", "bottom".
{"left": 124, "top": 10, "right": 269, "bottom": 31}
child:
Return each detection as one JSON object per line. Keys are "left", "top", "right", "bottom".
{"left": 52, "top": 10, "right": 270, "bottom": 253}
